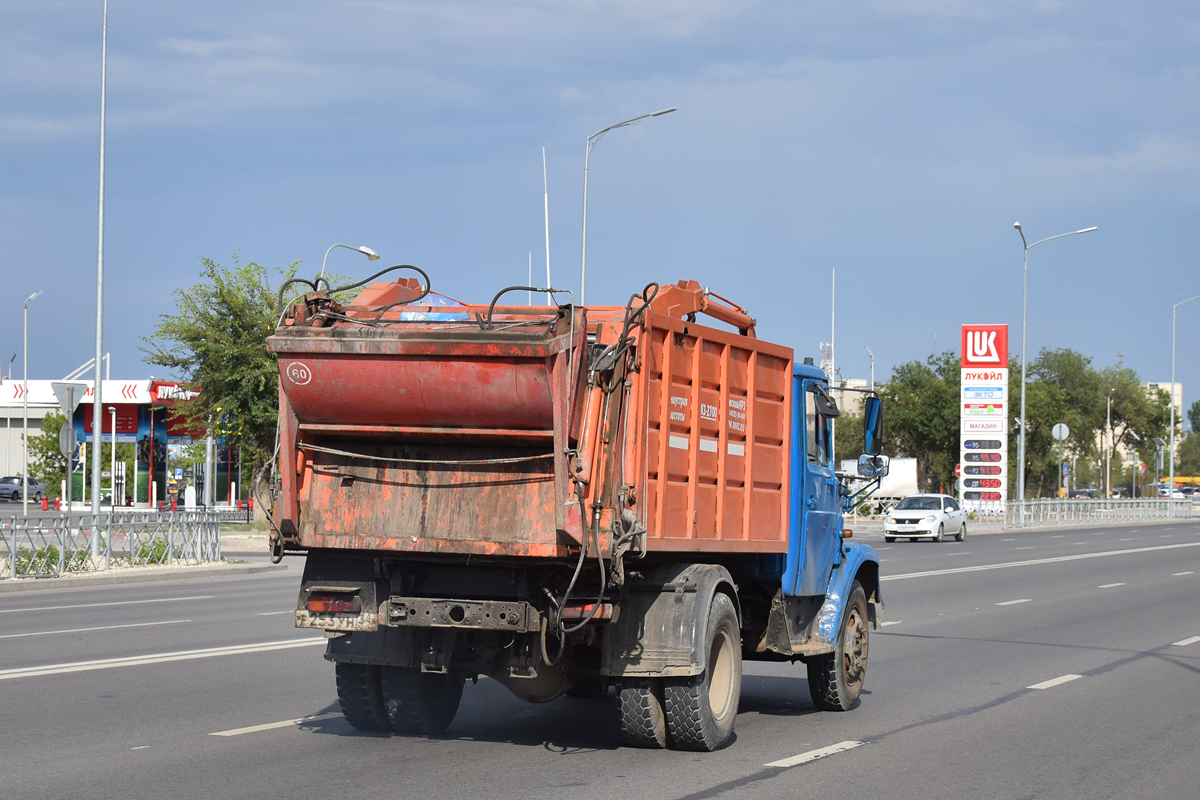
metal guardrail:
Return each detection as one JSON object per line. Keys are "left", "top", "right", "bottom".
{"left": 1005, "top": 499, "right": 1197, "bottom": 528}
{"left": 1, "top": 511, "right": 222, "bottom": 579}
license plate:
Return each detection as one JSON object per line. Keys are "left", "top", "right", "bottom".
{"left": 899, "top": 525, "right": 916, "bottom": 532}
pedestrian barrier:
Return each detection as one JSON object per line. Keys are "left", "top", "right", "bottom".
{"left": 1005, "top": 499, "right": 1197, "bottom": 528}
{"left": 0, "top": 511, "right": 221, "bottom": 579}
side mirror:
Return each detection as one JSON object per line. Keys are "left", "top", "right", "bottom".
{"left": 863, "top": 395, "right": 884, "bottom": 455}
{"left": 858, "top": 453, "right": 890, "bottom": 479}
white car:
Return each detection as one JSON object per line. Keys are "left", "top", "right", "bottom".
{"left": 884, "top": 493, "right": 968, "bottom": 542}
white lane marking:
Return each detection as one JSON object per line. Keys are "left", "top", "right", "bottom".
{"left": 1001, "top": 538, "right": 1015, "bottom": 542}
{"left": 256, "top": 611, "right": 292, "bottom": 616}
{"left": 766, "top": 740, "right": 864, "bottom": 768}
{"left": 1119, "top": 538, "right": 1135, "bottom": 542}
{"left": 0, "top": 620, "right": 190, "bottom": 640}
{"left": 996, "top": 599, "right": 1032, "bottom": 606}
{"left": 210, "top": 712, "right": 343, "bottom": 737}
{"left": 1014, "top": 546, "right": 1034, "bottom": 550}
{"left": 1097, "top": 583, "right": 1125, "bottom": 589}
{"left": 883, "top": 541, "right": 1200, "bottom": 582}
{"left": 1050, "top": 535, "right": 1065, "bottom": 538}
{"left": 1028, "top": 674, "right": 1082, "bottom": 690}
{"left": 1172, "top": 636, "right": 1200, "bottom": 647}
{"left": 0, "top": 596, "right": 215, "bottom": 614}
{"left": 1162, "top": 534, "right": 1174, "bottom": 538}
{"left": 1173, "top": 571, "right": 1194, "bottom": 576}
{"left": 879, "top": 621, "right": 902, "bottom": 627}
{"left": 0, "top": 638, "right": 325, "bottom": 681}
{"left": 1093, "top": 532, "right": 1106, "bottom": 536}
{"left": 132, "top": 746, "right": 149, "bottom": 750}
{"left": 945, "top": 552, "right": 967, "bottom": 557}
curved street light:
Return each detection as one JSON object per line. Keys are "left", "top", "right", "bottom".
{"left": 23, "top": 290, "right": 43, "bottom": 516}
{"left": 1169, "top": 295, "right": 1200, "bottom": 496}
{"left": 579, "top": 107, "right": 676, "bottom": 305}
{"left": 318, "top": 244, "right": 380, "bottom": 280}
{"left": 1013, "top": 222, "right": 1097, "bottom": 524}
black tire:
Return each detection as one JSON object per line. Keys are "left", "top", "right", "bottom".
{"left": 617, "top": 677, "right": 669, "bottom": 748}
{"left": 380, "top": 666, "right": 464, "bottom": 735}
{"left": 335, "top": 663, "right": 388, "bottom": 731}
{"left": 808, "top": 581, "right": 868, "bottom": 711}
{"left": 934, "top": 523, "right": 944, "bottom": 543}
{"left": 884, "top": 536, "right": 895, "bottom": 543}
{"left": 663, "top": 592, "right": 741, "bottom": 752}
{"left": 956, "top": 523, "right": 966, "bottom": 542}
{"left": 33, "top": 492, "right": 41, "bottom": 502}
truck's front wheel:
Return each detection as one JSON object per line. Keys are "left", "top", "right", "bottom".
{"left": 663, "top": 592, "right": 741, "bottom": 751}
{"left": 334, "top": 663, "right": 388, "bottom": 731}
{"left": 380, "top": 666, "right": 464, "bottom": 736}
{"left": 808, "top": 581, "right": 868, "bottom": 711}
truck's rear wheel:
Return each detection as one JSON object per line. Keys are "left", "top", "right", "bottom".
{"left": 616, "top": 678, "right": 669, "bottom": 748}
{"left": 663, "top": 592, "right": 741, "bottom": 751}
{"left": 335, "top": 663, "right": 388, "bottom": 731}
{"left": 380, "top": 666, "right": 464, "bottom": 736}
{"left": 808, "top": 581, "right": 868, "bottom": 711}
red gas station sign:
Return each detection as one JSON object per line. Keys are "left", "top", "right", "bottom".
{"left": 961, "top": 325, "right": 1009, "bottom": 368}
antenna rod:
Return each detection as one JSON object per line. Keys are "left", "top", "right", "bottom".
{"left": 543, "top": 148, "right": 552, "bottom": 304}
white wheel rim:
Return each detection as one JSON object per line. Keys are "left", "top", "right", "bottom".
{"left": 707, "top": 627, "right": 735, "bottom": 721}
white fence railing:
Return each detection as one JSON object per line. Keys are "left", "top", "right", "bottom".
{"left": 1005, "top": 499, "right": 1196, "bottom": 528}
{"left": 1, "top": 512, "right": 221, "bottom": 579}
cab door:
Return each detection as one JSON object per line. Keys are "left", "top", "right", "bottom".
{"left": 784, "top": 378, "right": 841, "bottom": 597}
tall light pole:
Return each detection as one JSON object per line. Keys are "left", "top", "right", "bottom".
{"left": 317, "top": 244, "right": 379, "bottom": 280}
{"left": 1127, "top": 430, "right": 1140, "bottom": 498}
{"left": 864, "top": 346, "right": 875, "bottom": 391}
{"left": 579, "top": 107, "right": 676, "bottom": 305}
{"left": 6, "top": 354, "right": 13, "bottom": 474}
{"left": 1106, "top": 388, "right": 1115, "bottom": 498}
{"left": 1013, "top": 222, "right": 1097, "bottom": 524}
{"left": 1169, "top": 296, "right": 1200, "bottom": 498}
{"left": 108, "top": 406, "right": 117, "bottom": 508}
{"left": 22, "top": 291, "right": 44, "bottom": 516}
{"left": 92, "top": 0, "right": 109, "bottom": 517}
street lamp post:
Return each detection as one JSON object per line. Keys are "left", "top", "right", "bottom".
{"left": 864, "top": 346, "right": 875, "bottom": 391}
{"left": 1106, "top": 388, "right": 1115, "bottom": 498}
{"left": 579, "top": 107, "right": 676, "bottom": 306}
{"left": 22, "top": 291, "right": 44, "bottom": 515}
{"left": 108, "top": 406, "right": 117, "bottom": 508}
{"left": 92, "top": 0, "right": 109, "bottom": 517}
{"left": 1127, "top": 431, "right": 1140, "bottom": 498}
{"left": 1012, "top": 222, "right": 1097, "bottom": 524}
{"left": 317, "top": 244, "right": 380, "bottom": 281}
{"left": 1169, "top": 296, "right": 1200, "bottom": 499}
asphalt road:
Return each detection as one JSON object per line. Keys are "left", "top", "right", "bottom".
{"left": 2, "top": 520, "right": 1198, "bottom": 800}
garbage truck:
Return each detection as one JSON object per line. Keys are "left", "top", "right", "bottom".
{"left": 265, "top": 270, "right": 889, "bottom": 751}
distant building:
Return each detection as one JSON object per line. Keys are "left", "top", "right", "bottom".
{"left": 831, "top": 378, "right": 870, "bottom": 416}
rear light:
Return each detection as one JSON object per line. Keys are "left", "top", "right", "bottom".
{"left": 307, "top": 592, "right": 362, "bottom": 614}
{"left": 559, "top": 602, "right": 613, "bottom": 621}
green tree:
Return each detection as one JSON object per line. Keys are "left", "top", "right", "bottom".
{"left": 26, "top": 412, "right": 68, "bottom": 494}
{"left": 1019, "top": 348, "right": 1105, "bottom": 497}
{"left": 1187, "top": 399, "right": 1200, "bottom": 434}
{"left": 878, "top": 350, "right": 960, "bottom": 492}
{"left": 1176, "top": 434, "right": 1200, "bottom": 476}
{"left": 141, "top": 255, "right": 299, "bottom": 491}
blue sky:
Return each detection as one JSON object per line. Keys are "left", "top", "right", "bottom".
{"left": 2, "top": 1, "right": 1198, "bottom": 418}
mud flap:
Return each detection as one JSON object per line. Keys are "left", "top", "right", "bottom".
{"left": 601, "top": 563, "right": 739, "bottom": 678}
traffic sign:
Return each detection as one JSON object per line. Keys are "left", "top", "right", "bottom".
{"left": 954, "top": 464, "right": 962, "bottom": 477}
{"left": 1052, "top": 423, "right": 1070, "bottom": 441}
{"left": 59, "top": 425, "right": 77, "bottom": 459}
{"left": 51, "top": 382, "right": 88, "bottom": 418}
